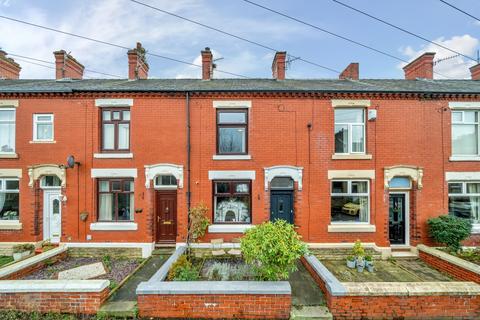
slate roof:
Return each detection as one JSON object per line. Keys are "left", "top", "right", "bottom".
{"left": 0, "top": 78, "right": 479, "bottom": 94}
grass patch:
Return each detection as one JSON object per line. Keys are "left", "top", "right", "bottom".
{"left": 0, "top": 255, "right": 13, "bottom": 267}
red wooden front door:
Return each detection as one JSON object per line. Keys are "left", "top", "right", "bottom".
{"left": 155, "top": 191, "right": 177, "bottom": 243}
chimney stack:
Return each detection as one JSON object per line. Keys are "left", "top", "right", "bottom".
{"left": 339, "top": 62, "right": 359, "bottom": 80}
{"left": 53, "top": 50, "right": 84, "bottom": 80}
{"left": 470, "top": 63, "right": 480, "bottom": 80}
{"left": 403, "top": 52, "right": 435, "bottom": 80}
{"left": 127, "top": 42, "right": 149, "bottom": 80}
{"left": 0, "top": 50, "right": 21, "bottom": 79}
{"left": 272, "top": 51, "right": 286, "bottom": 80}
{"left": 201, "top": 47, "right": 213, "bottom": 80}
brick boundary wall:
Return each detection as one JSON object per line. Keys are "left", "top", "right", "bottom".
{"left": 137, "top": 293, "right": 291, "bottom": 319}
{"left": 0, "top": 288, "right": 109, "bottom": 315}
{"left": 0, "top": 251, "right": 67, "bottom": 280}
{"left": 418, "top": 247, "right": 480, "bottom": 284}
{"left": 301, "top": 256, "right": 480, "bottom": 319}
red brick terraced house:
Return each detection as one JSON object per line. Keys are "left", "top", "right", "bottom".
{"left": 0, "top": 45, "right": 480, "bottom": 258}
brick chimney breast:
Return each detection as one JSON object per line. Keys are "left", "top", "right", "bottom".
{"left": 272, "top": 51, "right": 287, "bottom": 80}
{"left": 53, "top": 50, "right": 84, "bottom": 80}
{"left": 403, "top": 52, "right": 435, "bottom": 80}
{"left": 0, "top": 50, "right": 21, "bottom": 79}
{"left": 201, "top": 47, "right": 213, "bottom": 80}
{"left": 470, "top": 63, "right": 480, "bottom": 80}
{"left": 339, "top": 62, "right": 359, "bottom": 80}
{"left": 127, "top": 42, "right": 149, "bottom": 80}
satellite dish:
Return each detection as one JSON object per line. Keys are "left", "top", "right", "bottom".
{"left": 67, "top": 155, "right": 75, "bottom": 168}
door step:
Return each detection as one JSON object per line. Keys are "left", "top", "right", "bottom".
{"left": 290, "top": 306, "right": 333, "bottom": 320}
{"left": 391, "top": 248, "right": 418, "bottom": 259}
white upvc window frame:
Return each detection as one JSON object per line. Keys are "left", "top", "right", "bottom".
{"left": 334, "top": 108, "right": 366, "bottom": 155}
{"left": 33, "top": 113, "right": 54, "bottom": 142}
{"left": 447, "top": 181, "right": 480, "bottom": 232}
{"left": 451, "top": 110, "right": 480, "bottom": 157}
{"left": 0, "top": 178, "right": 20, "bottom": 222}
{"left": 330, "top": 179, "right": 370, "bottom": 224}
{"left": 0, "top": 108, "right": 16, "bottom": 154}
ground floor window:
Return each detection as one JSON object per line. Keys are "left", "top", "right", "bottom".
{"left": 98, "top": 178, "right": 134, "bottom": 221}
{"left": 213, "top": 180, "right": 251, "bottom": 223}
{"left": 0, "top": 178, "right": 19, "bottom": 221}
{"left": 448, "top": 181, "right": 480, "bottom": 224}
{"left": 331, "top": 180, "right": 369, "bottom": 223}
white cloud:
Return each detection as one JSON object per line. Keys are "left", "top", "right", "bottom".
{"left": 399, "top": 34, "right": 479, "bottom": 79}
{"left": 475, "top": 21, "right": 480, "bottom": 26}
{"left": 1, "top": 0, "right": 11, "bottom": 7}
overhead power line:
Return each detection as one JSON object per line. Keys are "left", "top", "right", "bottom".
{"left": 128, "top": 0, "right": 341, "bottom": 74}
{"left": 332, "top": 0, "right": 478, "bottom": 63}
{"left": 241, "top": 0, "right": 453, "bottom": 79}
{"left": 0, "top": 15, "right": 248, "bottom": 78}
{"left": 438, "top": 0, "right": 480, "bottom": 23}
{"left": 7, "top": 53, "right": 123, "bottom": 78}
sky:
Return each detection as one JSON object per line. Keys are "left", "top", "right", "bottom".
{"left": 0, "top": 0, "right": 479, "bottom": 80}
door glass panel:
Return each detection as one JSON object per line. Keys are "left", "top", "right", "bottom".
{"left": 278, "top": 199, "right": 284, "bottom": 213}
{"left": 53, "top": 199, "right": 60, "bottom": 214}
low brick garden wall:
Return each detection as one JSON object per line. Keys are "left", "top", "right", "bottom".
{"left": 301, "top": 254, "right": 480, "bottom": 319}
{"left": 418, "top": 244, "right": 480, "bottom": 284}
{"left": 0, "top": 280, "right": 109, "bottom": 314}
{"left": 136, "top": 246, "right": 292, "bottom": 319}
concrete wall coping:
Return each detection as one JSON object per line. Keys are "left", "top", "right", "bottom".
{"left": 417, "top": 244, "right": 480, "bottom": 275}
{"left": 148, "top": 245, "right": 186, "bottom": 282}
{"left": 137, "top": 280, "right": 291, "bottom": 295}
{"left": 0, "top": 280, "right": 109, "bottom": 293}
{"left": 0, "top": 245, "right": 67, "bottom": 278}
{"left": 303, "top": 254, "right": 347, "bottom": 296}
{"left": 342, "top": 281, "right": 480, "bottom": 296}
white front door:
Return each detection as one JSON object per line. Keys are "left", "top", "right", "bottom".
{"left": 43, "top": 190, "right": 62, "bottom": 243}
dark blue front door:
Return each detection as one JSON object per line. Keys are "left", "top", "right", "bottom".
{"left": 270, "top": 191, "right": 293, "bottom": 224}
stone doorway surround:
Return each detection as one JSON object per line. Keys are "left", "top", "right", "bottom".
{"left": 384, "top": 165, "right": 423, "bottom": 189}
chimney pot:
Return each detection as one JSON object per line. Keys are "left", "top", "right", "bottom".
{"left": 53, "top": 50, "right": 84, "bottom": 80}
{"left": 403, "top": 52, "right": 435, "bottom": 80}
{"left": 470, "top": 63, "right": 480, "bottom": 80}
{"left": 272, "top": 51, "right": 287, "bottom": 80}
{"left": 339, "top": 62, "right": 359, "bottom": 80}
{"left": 0, "top": 50, "right": 21, "bottom": 79}
{"left": 127, "top": 42, "right": 149, "bottom": 80}
{"left": 201, "top": 48, "right": 213, "bottom": 80}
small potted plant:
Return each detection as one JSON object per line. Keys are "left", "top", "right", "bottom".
{"left": 21, "top": 244, "right": 35, "bottom": 258}
{"left": 12, "top": 244, "right": 24, "bottom": 261}
{"left": 365, "top": 255, "right": 374, "bottom": 272}
{"left": 356, "top": 255, "right": 365, "bottom": 272}
{"left": 346, "top": 255, "right": 356, "bottom": 269}
{"left": 352, "top": 240, "right": 366, "bottom": 273}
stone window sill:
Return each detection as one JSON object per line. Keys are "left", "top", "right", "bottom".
{"left": 93, "top": 153, "right": 133, "bottom": 159}
{"left": 0, "top": 221, "right": 22, "bottom": 230}
{"left": 208, "top": 224, "right": 253, "bottom": 233}
{"left": 0, "top": 153, "right": 18, "bottom": 159}
{"left": 90, "top": 222, "right": 137, "bottom": 231}
{"left": 328, "top": 224, "right": 376, "bottom": 233}
{"left": 449, "top": 156, "right": 480, "bottom": 162}
{"left": 332, "top": 154, "right": 372, "bottom": 160}
{"left": 212, "top": 155, "right": 252, "bottom": 160}
{"left": 29, "top": 140, "right": 56, "bottom": 144}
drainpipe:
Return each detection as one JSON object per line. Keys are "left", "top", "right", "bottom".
{"left": 186, "top": 91, "right": 191, "bottom": 221}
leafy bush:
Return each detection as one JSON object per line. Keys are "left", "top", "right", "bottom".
{"left": 187, "top": 203, "right": 210, "bottom": 243}
{"left": 167, "top": 255, "right": 199, "bottom": 281}
{"left": 427, "top": 215, "right": 472, "bottom": 252}
{"left": 241, "top": 220, "right": 308, "bottom": 281}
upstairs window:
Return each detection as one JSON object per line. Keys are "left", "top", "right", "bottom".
{"left": 217, "top": 109, "right": 248, "bottom": 155}
{"left": 331, "top": 180, "right": 369, "bottom": 223}
{"left": 213, "top": 180, "right": 251, "bottom": 223}
{"left": 334, "top": 108, "right": 365, "bottom": 154}
{"left": 98, "top": 179, "right": 134, "bottom": 222}
{"left": 452, "top": 110, "right": 479, "bottom": 156}
{"left": 0, "top": 109, "right": 15, "bottom": 153}
{"left": 33, "top": 114, "right": 54, "bottom": 141}
{"left": 448, "top": 182, "right": 480, "bottom": 224}
{"left": 102, "top": 109, "right": 130, "bottom": 152}
{"left": 0, "top": 178, "right": 19, "bottom": 221}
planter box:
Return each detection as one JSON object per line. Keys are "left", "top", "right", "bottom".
{"left": 301, "top": 254, "right": 480, "bottom": 319}
{"left": 136, "top": 246, "right": 291, "bottom": 319}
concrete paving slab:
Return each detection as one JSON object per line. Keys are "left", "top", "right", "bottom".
{"left": 57, "top": 262, "right": 106, "bottom": 280}
{"left": 289, "top": 262, "right": 326, "bottom": 306}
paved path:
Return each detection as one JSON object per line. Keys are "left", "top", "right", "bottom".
{"left": 289, "top": 261, "right": 326, "bottom": 306}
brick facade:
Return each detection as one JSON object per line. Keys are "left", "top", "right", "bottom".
{"left": 137, "top": 293, "right": 291, "bottom": 319}
{"left": 0, "top": 288, "right": 109, "bottom": 315}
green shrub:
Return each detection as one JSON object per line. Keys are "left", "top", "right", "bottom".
{"left": 22, "top": 244, "right": 35, "bottom": 252}
{"left": 167, "top": 255, "right": 199, "bottom": 281}
{"left": 241, "top": 220, "right": 308, "bottom": 281}
{"left": 352, "top": 240, "right": 365, "bottom": 258}
{"left": 12, "top": 244, "right": 24, "bottom": 254}
{"left": 188, "top": 203, "right": 210, "bottom": 243}
{"left": 427, "top": 215, "right": 472, "bottom": 252}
